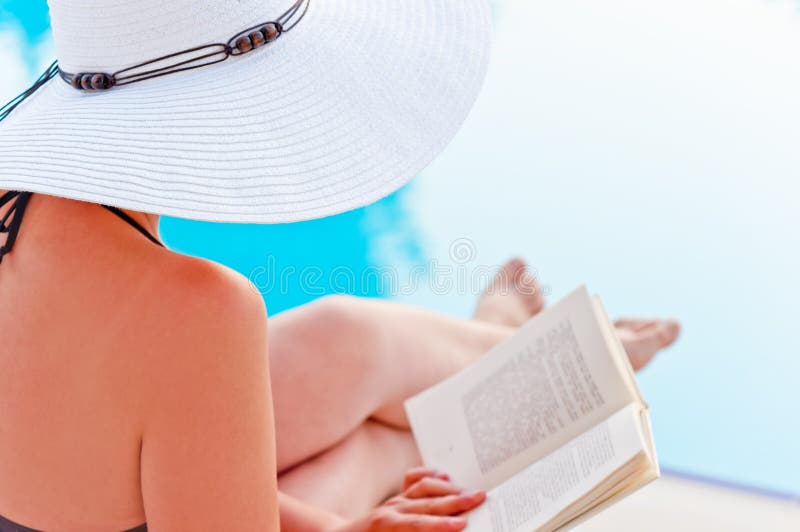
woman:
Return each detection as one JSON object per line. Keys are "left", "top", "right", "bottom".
{"left": 0, "top": 191, "right": 678, "bottom": 531}
{"left": 0, "top": 0, "right": 679, "bottom": 530}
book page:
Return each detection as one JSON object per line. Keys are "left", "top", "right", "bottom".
{"left": 591, "top": 296, "right": 643, "bottom": 406}
{"left": 406, "top": 287, "right": 638, "bottom": 490}
{"left": 465, "top": 404, "right": 647, "bottom": 532}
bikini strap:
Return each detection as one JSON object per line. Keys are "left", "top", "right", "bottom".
{"left": 101, "top": 205, "right": 164, "bottom": 248}
{"left": 0, "top": 191, "right": 32, "bottom": 264}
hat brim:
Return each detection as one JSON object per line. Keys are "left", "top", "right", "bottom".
{"left": 0, "top": 0, "right": 491, "bottom": 223}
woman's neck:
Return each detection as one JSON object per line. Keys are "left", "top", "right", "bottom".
{"left": 1, "top": 190, "right": 161, "bottom": 245}
{"left": 130, "top": 210, "right": 161, "bottom": 240}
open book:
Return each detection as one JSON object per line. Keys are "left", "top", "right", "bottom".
{"left": 405, "top": 287, "right": 659, "bottom": 531}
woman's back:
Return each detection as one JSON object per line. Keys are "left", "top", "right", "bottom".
{"left": 0, "top": 193, "right": 279, "bottom": 530}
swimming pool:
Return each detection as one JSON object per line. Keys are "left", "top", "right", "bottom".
{"left": 2, "top": 0, "right": 798, "bottom": 497}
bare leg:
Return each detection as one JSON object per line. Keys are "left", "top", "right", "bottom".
{"left": 272, "top": 260, "right": 542, "bottom": 518}
{"left": 278, "top": 421, "right": 420, "bottom": 520}
{"left": 269, "top": 295, "right": 513, "bottom": 473}
{"left": 270, "top": 259, "right": 681, "bottom": 518}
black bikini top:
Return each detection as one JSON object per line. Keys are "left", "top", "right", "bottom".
{"left": 0, "top": 514, "right": 146, "bottom": 532}
{"left": 0, "top": 190, "right": 152, "bottom": 532}
{"left": 0, "top": 190, "right": 163, "bottom": 265}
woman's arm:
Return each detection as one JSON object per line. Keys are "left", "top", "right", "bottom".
{"left": 280, "top": 469, "right": 485, "bottom": 532}
{"left": 138, "top": 263, "right": 280, "bottom": 530}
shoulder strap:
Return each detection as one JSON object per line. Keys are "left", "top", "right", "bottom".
{"left": 102, "top": 205, "right": 164, "bottom": 248}
{"left": 0, "top": 193, "right": 164, "bottom": 267}
{"left": 0, "top": 191, "right": 32, "bottom": 264}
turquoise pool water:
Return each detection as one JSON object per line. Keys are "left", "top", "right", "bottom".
{"left": 2, "top": 0, "right": 798, "bottom": 496}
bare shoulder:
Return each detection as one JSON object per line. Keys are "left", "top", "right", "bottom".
{"left": 146, "top": 249, "right": 266, "bottom": 332}
{"left": 132, "top": 250, "right": 270, "bottom": 395}
{"left": 154, "top": 250, "right": 267, "bottom": 328}
{"left": 133, "top": 253, "right": 278, "bottom": 528}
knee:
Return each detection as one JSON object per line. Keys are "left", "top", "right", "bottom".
{"left": 302, "top": 295, "right": 382, "bottom": 364}
{"left": 305, "top": 295, "right": 362, "bottom": 334}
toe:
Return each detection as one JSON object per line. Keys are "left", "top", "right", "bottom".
{"left": 516, "top": 270, "right": 545, "bottom": 314}
{"left": 655, "top": 319, "right": 681, "bottom": 347}
{"left": 614, "top": 318, "right": 659, "bottom": 332}
{"left": 619, "top": 319, "right": 681, "bottom": 371}
{"left": 482, "top": 258, "right": 526, "bottom": 296}
{"left": 636, "top": 319, "right": 681, "bottom": 347}
{"left": 503, "top": 257, "right": 528, "bottom": 285}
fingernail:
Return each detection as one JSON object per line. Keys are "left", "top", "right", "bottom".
{"left": 448, "top": 517, "right": 467, "bottom": 529}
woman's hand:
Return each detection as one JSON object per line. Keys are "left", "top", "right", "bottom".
{"left": 339, "top": 467, "right": 486, "bottom": 531}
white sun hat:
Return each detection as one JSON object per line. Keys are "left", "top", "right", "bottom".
{"left": 0, "top": 0, "right": 491, "bottom": 223}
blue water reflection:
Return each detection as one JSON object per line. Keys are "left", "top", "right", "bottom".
{"left": 161, "top": 188, "right": 424, "bottom": 313}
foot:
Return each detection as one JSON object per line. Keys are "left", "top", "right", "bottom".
{"left": 473, "top": 258, "right": 680, "bottom": 371}
{"left": 614, "top": 318, "right": 681, "bottom": 371}
{"left": 473, "top": 258, "right": 545, "bottom": 328}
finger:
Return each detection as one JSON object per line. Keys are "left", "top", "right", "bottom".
{"left": 396, "top": 515, "right": 468, "bottom": 531}
{"left": 405, "top": 477, "right": 463, "bottom": 499}
{"left": 403, "top": 467, "right": 450, "bottom": 490}
{"left": 399, "top": 491, "right": 486, "bottom": 516}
